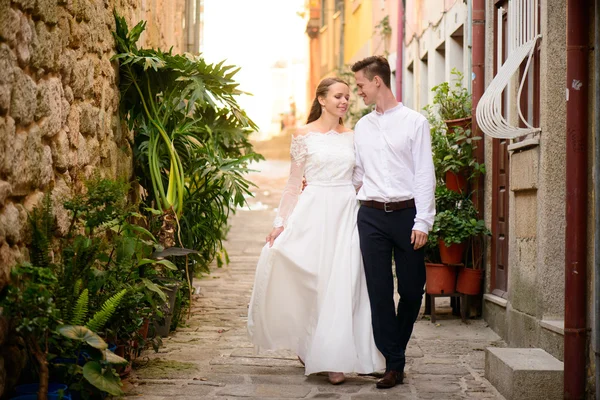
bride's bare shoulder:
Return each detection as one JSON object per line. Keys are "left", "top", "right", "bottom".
{"left": 293, "top": 124, "right": 312, "bottom": 138}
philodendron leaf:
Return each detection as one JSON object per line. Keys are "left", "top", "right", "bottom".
{"left": 58, "top": 325, "right": 108, "bottom": 350}
{"left": 141, "top": 278, "right": 167, "bottom": 302}
{"left": 104, "top": 350, "right": 128, "bottom": 365}
{"left": 137, "top": 259, "right": 176, "bottom": 270}
{"left": 82, "top": 361, "right": 124, "bottom": 396}
{"left": 155, "top": 259, "right": 177, "bottom": 270}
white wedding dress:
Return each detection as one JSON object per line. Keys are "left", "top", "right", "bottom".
{"left": 247, "top": 130, "right": 385, "bottom": 375}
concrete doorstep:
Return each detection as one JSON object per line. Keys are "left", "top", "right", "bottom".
{"left": 485, "top": 347, "right": 564, "bottom": 400}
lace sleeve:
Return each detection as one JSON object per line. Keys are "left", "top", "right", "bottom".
{"left": 273, "top": 135, "right": 308, "bottom": 228}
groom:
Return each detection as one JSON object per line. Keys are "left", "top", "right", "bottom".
{"left": 351, "top": 56, "right": 436, "bottom": 388}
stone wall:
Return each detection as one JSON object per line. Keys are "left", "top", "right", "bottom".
{"left": 0, "top": 0, "right": 189, "bottom": 394}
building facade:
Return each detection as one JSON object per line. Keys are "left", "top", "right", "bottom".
{"left": 304, "top": 0, "right": 399, "bottom": 113}
{"left": 479, "top": 0, "right": 596, "bottom": 396}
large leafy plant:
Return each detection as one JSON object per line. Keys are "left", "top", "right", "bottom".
{"left": 112, "top": 12, "right": 262, "bottom": 252}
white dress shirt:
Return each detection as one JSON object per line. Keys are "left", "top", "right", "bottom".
{"left": 352, "top": 103, "right": 436, "bottom": 233}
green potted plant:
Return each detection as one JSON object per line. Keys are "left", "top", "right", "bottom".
{"left": 432, "top": 196, "right": 489, "bottom": 265}
{"left": 423, "top": 72, "right": 492, "bottom": 300}
{"left": 439, "top": 126, "right": 485, "bottom": 193}
{"left": 428, "top": 70, "right": 485, "bottom": 194}
{"left": 423, "top": 112, "right": 460, "bottom": 295}
{"left": 430, "top": 69, "right": 472, "bottom": 130}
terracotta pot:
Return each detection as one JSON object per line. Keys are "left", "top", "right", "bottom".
{"left": 445, "top": 116, "right": 472, "bottom": 132}
{"left": 114, "top": 344, "right": 133, "bottom": 377}
{"left": 425, "top": 263, "right": 457, "bottom": 295}
{"left": 456, "top": 267, "right": 483, "bottom": 295}
{"left": 445, "top": 170, "right": 468, "bottom": 193}
{"left": 138, "top": 318, "right": 150, "bottom": 340}
{"left": 438, "top": 240, "right": 466, "bottom": 265}
{"left": 116, "top": 362, "right": 132, "bottom": 378}
{"left": 115, "top": 344, "right": 126, "bottom": 358}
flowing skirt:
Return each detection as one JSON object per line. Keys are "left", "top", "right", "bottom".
{"left": 247, "top": 181, "right": 385, "bottom": 375}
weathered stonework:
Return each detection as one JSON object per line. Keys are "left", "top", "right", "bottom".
{"left": 0, "top": 0, "right": 190, "bottom": 392}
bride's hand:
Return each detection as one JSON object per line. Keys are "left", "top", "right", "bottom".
{"left": 266, "top": 227, "right": 284, "bottom": 247}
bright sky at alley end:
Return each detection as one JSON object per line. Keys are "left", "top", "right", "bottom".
{"left": 202, "top": 0, "right": 307, "bottom": 134}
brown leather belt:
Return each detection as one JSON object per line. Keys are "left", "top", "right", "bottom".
{"left": 360, "top": 199, "right": 416, "bottom": 212}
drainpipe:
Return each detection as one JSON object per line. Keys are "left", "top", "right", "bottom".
{"left": 339, "top": 0, "right": 345, "bottom": 70}
{"left": 195, "top": 0, "right": 202, "bottom": 53}
{"left": 471, "top": 0, "right": 485, "bottom": 212}
{"left": 185, "top": 0, "right": 192, "bottom": 52}
{"left": 395, "top": 0, "right": 404, "bottom": 102}
{"left": 466, "top": 0, "right": 472, "bottom": 95}
{"left": 564, "top": 1, "right": 589, "bottom": 398}
{"left": 594, "top": 0, "right": 599, "bottom": 396}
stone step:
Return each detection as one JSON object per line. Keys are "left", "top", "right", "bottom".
{"left": 485, "top": 347, "right": 563, "bottom": 400}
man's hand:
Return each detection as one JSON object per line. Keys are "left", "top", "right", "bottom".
{"left": 411, "top": 230, "right": 428, "bottom": 250}
{"left": 266, "top": 226, "right": 284, "bottom": 247}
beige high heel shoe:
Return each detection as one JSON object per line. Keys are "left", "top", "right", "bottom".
{"left": 327, "top": 372, "right": 345, "bottom": 385}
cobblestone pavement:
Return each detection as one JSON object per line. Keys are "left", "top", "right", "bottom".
{"left": 123, "top": 160, "right": 507, "bottom": 400}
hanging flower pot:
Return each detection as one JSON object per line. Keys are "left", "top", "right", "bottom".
{"left": 425, "top": 263, "right": 457, "bottom": 295}
{"left": 456, "top": 267, "right": 484, "bottom": 295}
{"left": 438, "top": 239, "right": 466, "bottom": 265}
{"left": 445, "top": 170, "right": 468, "bottom": 193}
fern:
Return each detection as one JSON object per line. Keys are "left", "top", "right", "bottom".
{"left": 70, "top": 289, "right": 89, "bottom": 326}
{"left": 29, "top": 193, "right": 54, "bottom": 269}
{"left": 73, "top": 279, "right": 82, "bottom": 297}
{"left": 86, "top": 289, "right": 127, "bottom": 333}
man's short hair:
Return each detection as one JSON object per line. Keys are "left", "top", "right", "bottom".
{"left": 351, "top": 56, "right": 392, "bottom": 89}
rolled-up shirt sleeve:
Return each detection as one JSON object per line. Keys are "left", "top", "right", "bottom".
{"left": 411, "top": 120, "right": 436, "bottom": 233}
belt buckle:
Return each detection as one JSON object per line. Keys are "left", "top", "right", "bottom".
{"left": 384, "top": 202, "right": 393, "bottom": 213}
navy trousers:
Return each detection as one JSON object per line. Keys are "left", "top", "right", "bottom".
{"left": 357, "top": 205, "right": 426, "bottom": 372}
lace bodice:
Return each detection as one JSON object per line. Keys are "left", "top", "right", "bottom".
{"left": 273, "top": 131, "right": 355, "bottom": 228}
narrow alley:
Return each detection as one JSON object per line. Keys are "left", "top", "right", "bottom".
{"left": 123, "top": 161, "right": 507, "bottom": 400}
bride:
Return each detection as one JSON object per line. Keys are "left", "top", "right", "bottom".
{"left": 247, "top": 77, "right": 385, "bottom": 384}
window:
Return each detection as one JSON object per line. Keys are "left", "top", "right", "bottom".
{"left": 321, "top": 0, "right": 328, "bottom": 27}
{"left": 476, "top": 0, "right": 541, "bottom": 139}
{"left": 448, "top": 26, "right": 465, "bottom": 76}
{"left": 419, "top": 55, "right": 429, "bottom": 110}
{"left": 405, "top": 62, "right": 415, "bottom": 109}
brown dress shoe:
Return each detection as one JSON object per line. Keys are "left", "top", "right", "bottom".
{"left": 376, "top": 370, "right": 403, "bottom": 389}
